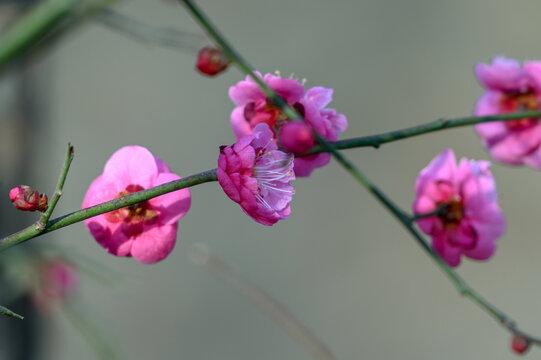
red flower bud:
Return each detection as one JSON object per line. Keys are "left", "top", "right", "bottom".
{"left": 279, "top": 122, "right": 316, "bottom": 155}
{"left": 511, "top": 334, "right": 530, "bottom": 355}
{"left": 9, "top": 185, "right": 40, "bottom": 211}
{"left": 196, "top": 47, "right": 230, "bottom": 76}
{"left": 9, "top": 185, "right": 48, "bottom": 212}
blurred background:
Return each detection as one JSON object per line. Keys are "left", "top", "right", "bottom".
{"left": 1, "top": 0, "right": 541, "bottom": 359}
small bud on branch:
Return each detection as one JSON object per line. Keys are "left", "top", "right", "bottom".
{"left": 9, "top": 185, "right": 48, "bottom": 212}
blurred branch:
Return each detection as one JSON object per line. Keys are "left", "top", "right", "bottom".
{"left": 62, "top": 304, "right": 122, "bottom": 360}
{"left": 0, "top": 304, "right": 24, "bottom": 320}
{"left": 191, "top": 243, "right": 336, "bottom": 360}
{"left": 0, "top": 0, "right": 119, "bottom": 74}
{"left": 96, "top": 8, "right": 206, "bottom": 52}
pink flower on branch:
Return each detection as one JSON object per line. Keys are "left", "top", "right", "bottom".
{"left": 474, "top": 56, "right": 541, "bottom": 167}
{"left": 413, "top": 149, "right": 505, "bottom": 267}
{"left": 218, "top": 123, "right": 295, "bottom": 226}
{"left": 229, "top": 72, "right": 347, "bottom": 176}
{"left": 82, "top": 146, "right": 191, "bottom": 264}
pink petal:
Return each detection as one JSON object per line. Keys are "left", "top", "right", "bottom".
{"left": 293, "top": 154, "right": 331, "bottom": 177}
{"left": 523, "top": 147, "right": 541, "bottom": 168}
{"left": 475, "top": 57, "right": 526, "bottom": 91}
{"left": 474, "top": 92, "right": 503, "bottom": 117}
{"left": 82, "top": 175, "right": 120, "bottom": 209}
{"left": 265, "top": 75, "right": 305, "bottom": 104}
{"left": 155, "top": 156, "right": 172, "bottom": 173}
{"left": 103, "top": 146, "right": 158, "bottom": 189}
{"left": 229, "top": 78, "right": 265, "bottom": 106}
{"left": 523, "top": 61, "right": 541, "bottom": 91}
{"left": 412, "top": 195, "right": 436, "bottom": 215}
{"left": 231, "top": 106, "right": 253, "bottom": 139}
{"left": 415, "top": 149, "right": 457, "bottom": 195}
{"left": 131, "top": 223, "right": 178, "bottom": 264}
{"left": 87, "top": 220, "right": 133, "bottom": 257}
{"left": 305, "top": 87, "right": 334, "bottom": 109}
{"left": 251, "top": 123, "right": 276, "bottom": 149}
{"left": 149, "top": 173, "right": 191, "bottom": 225}
{"left": 432, "top": 233, "right": 461, "bottom": 267}
{"left": 217, "top": 167, "right": 241, "bottom": 203}
{"left": 488, "top": 125, "right": 541, "bottom": 164}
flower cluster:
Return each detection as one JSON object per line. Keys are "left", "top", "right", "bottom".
{"left": 79, "top": 63, "right": 520, "bottom": 270}
{"left": 474, "top": 56, "right": 541, "bottom": 167}
{"left": 413, "top": 149, "right": 505, "bottom": 267}
{"left": 229, "top": 72, "right": 347, "bottom": 177}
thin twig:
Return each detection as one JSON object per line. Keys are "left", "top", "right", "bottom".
{"left": 0, "top": 0, "right": 119, "bottom": 73}
{"left": 0, "top": 304, "right": 24, "bottom": 320}
{"left": 191, "top": 243, "right": 336, "bottom": 360}
{"left": 37, "top": 143, "right": 74, "bottom": 230}
{"left": 96, "top": 8, "right": 206, "bottom": 52}
{"left": 306, "top": 111, "right": 541, "bottom": 154}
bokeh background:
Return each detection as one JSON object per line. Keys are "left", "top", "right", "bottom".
{"left": 1, "top": 0, "right": 541, "bottom": 359}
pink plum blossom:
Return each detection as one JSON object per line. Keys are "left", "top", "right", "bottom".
{"left": 413, "top": 149, "right": 505, "bottom": 267}
{"left": 217, "top": 123, "right": 295, "bottom": 226}
{"left": 474, "top": 56, "right": 541, "bottom": 167}
{"left": 82, "top": 146, "right": 191, "bottom": 264}
{"left": 32, "top": 259, "right": 78, "bottom": 314}
{"left": 229, "top": 72, "right": 347, "bottom": 177}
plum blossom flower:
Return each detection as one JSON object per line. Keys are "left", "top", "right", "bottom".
{"left": 82, "top": 146, "right": 191, "bottom": 264}
{"left": 217, "top": 123, "right": 295, "bottom": 226}
{"left": 31, "top": 259, "right": 78, "bottom": 314}
{"left": 229, "top": 72, "right": 347, "bottom": 177}
{"left": 474, "top": 56, "right": 541, "bottom": 167}
{"left": 413, "top": 149, "right": 505, "bottom": 267}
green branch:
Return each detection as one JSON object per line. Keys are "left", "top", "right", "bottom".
{"left": 0, "top": 169, "right": 217, "bottom": 253}
{"left": 38, "top": 143, "right": 74, "bottom": 230}
{"left": 0, "top": 0, "right": 118, "bottom": 72}
{"left": 0, "top": 305, "right": 24, "bottom": 320}
{"left": 307, "top": 110, "right": 541, "bottom": 154}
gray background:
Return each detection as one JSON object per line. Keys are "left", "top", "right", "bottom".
{"left": 7, "top": 0, "right": 541, "bottom": 359}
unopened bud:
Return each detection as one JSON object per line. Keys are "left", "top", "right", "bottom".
{"left": 10, "top": 185, "right": 40, "bottom": 211}
{"left": 9, "top": 185, "right": 48, "bottom": 212}
{"left": 279, "top": 122, "right": 316, "bottom": 155}
{"left": 511, "top": 334, "right": 530, "bottom": 355}
{"left": 196, "top": 47, "right": 230, "bottom": 76}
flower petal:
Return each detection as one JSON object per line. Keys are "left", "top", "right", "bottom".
{"left": 103, "top": 146, "right": 158, "bottom": 189}
{"left": 131, "top": 223, "right": 178, "bottom": 264}
{"left": 149, "top": 173, "right": 191, "bottom": 225}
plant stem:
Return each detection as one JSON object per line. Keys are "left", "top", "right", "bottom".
{"left": 0, "top": 0, "right": 119, "bottom": 74}
{"left": 306, "top": 110, "right": 541, "bottom": 154}
{"left": 38, "top": 143, "right": 74, "bottom": 230}
{"left": 0, "top": 169, "right": 218, "bottom": 253}
{"left": 314, "top": 132, "right": 541, "bottom": 344}
{"left": 0, "top": 305, "right": 24, "bottom": 320}
{"left": 179, "top": 0, "right": 300, "bottom": 121}
{"left": 0, "top": 0, "right": 77, "bottom": 69}
{"left": 179, "top": 0, "right": 541, "bottom": 346}
{"left": 97, "top": 9, "right": 206, "bottom": 52}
